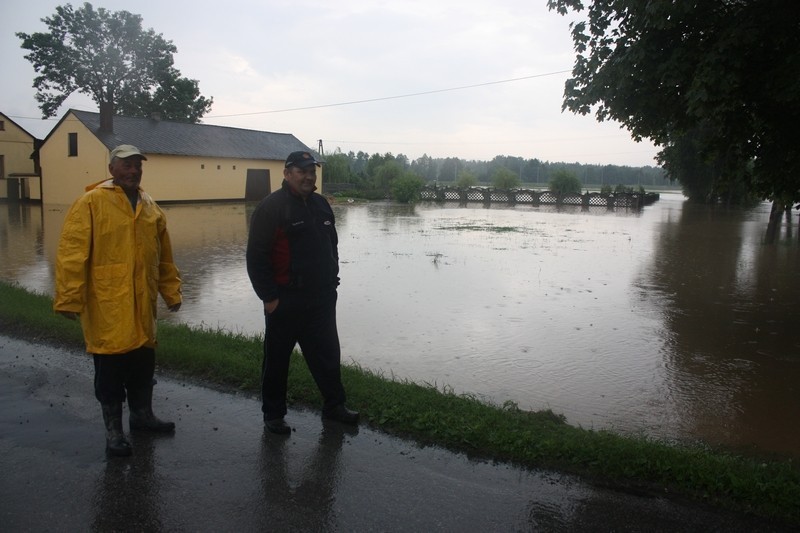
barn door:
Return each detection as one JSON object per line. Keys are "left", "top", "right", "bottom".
{"left": 245, "top": 169, "right": 270, "bottom": 201}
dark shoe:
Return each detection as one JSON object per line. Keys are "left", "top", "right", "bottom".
{"left": 264, "top": 416, "right": 292, "bottom": 435}
{"left": 130, "top": 411, "right": 176, "bottom": 433}
{"left": 128, "top": 383, "right": 175, "bottom": 433}
{"left": 106, "top": 433, "right": 133, "bottom": 457}
{"left": 322, "top": 405, "right": 359, "bottom": 425}
{"left": 101, "top": 403, "right": 133, "bottom": 457}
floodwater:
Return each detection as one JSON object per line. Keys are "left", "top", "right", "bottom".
{"left": 1, "top": 193, "right": 798, "bottom": 458}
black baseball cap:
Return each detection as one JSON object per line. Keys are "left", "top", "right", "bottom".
{"left": 285, "top": 151, "right": 322, "bottom": 168}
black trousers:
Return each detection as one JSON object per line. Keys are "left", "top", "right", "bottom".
{"left": 93, "top": 346, "right": 155, "bottom": 405}
{"left": 261, "top": 288, "right": 346, "bottom": 420}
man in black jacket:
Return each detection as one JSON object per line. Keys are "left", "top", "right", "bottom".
{"left": 246, "top": 150, "right": 359, "bottom": 434}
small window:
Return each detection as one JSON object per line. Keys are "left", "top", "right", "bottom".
{"left": 0, "top": 120, "right": 5, "bottom": 131}
{"left": 233, "top": 165, "right": 236, "bottom": 170}
{"left": 68, "top": 133, "right": 78, "bottom": 157}
{"left": 201, "top": 164, "right": 205, "bottom": 169}
{"left": 217, "top": 165, "right": 221, "bottom": 170}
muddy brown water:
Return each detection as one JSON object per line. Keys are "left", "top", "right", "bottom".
{"left": 2, "top": 192, "right": 798, "bottom": 458}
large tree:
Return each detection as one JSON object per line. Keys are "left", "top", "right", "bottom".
{"left": 411, "top": 154, "right": 437, "bottom": 181}
{"left": 321, "top": 151, "right": 354, "bottom": 184}
{"left": 548, "top": 0, "right": 800, "bottom": 231}
{"left": 17, "top": 2, "right": 212, "bottom": 122}
{"left": 491, "top": 167, "right": 520, "bottom": 189}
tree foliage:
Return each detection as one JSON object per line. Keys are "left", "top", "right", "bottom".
{"left": 391, "top": 173, "right": 425, "bottom": 203}
{"left": 17, "top": 2, "right": 212, "bottom": 122}
{"left": 455, "top": 170, "right": 477, "bottom": 189}
{"left": 366, "top": 153, "right": 397, "bottom": 180}
{"left": 410, "top": 153, "right": 437, "bottom": 181}
{"left": 549, "top": 169, "right": 582, "bottom": 195}
{"left": 439, "top": 158, "right": 461, "bottom": 182}
{"left": 372, "top": 159, "right": 404, "bottom": 191}
{"left": 115, "top": 71, "right": 212, "bottom": 122}
{"left": 321, "top": 152, "right": 353, "bottom": 184}
{"left": 491, "top": 167, "right": 520, "bottom": 189}
{"left": 547, "top": 0, "right": 800, "bottom": 207}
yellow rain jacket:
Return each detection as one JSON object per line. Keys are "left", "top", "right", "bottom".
{"left": 54, "top": 179, "right": 182, "bottom": 354}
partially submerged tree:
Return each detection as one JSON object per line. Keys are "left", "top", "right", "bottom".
{"left": 455, "top": 170, "right": 478, "bottom": 189}
{"left": 391, "top": 172, "right": 425, "bottom": 203}
{"left": 549, "top": 169, "right": 582, "bottom": 195}
{"left": 491, "top": 167, "right": 520, "bottom": 189}
{"left": 17, "top": 2, "right": 212, "bottom": 124}
{"left": 548, "top": 0, "right": 800, "bottom": 240}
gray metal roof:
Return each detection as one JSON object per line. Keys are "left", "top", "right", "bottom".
{"left": 69, "top": 109, "right": 313, "bottom": 161}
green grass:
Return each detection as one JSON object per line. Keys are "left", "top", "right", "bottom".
{"left": 1, "top": 279, "right": 797, "bottom": 525}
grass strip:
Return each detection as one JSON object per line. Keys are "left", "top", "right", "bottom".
{"left": 0, "top": 279, "right": 797, "bottom": 525}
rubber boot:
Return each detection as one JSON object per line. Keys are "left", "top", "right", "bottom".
{"left": 101, "top": 402, "right": 133, "bottom": 457}
{"left": 128, "top": 382, "right": 175, "bottom": 433}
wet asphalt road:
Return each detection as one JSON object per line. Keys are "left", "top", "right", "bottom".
{"left": 0, "top": 334, "right": 794, "bottom": 532}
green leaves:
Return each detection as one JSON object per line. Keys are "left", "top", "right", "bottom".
{"left": 17, "top": 2, "right": 211, "bottom": 122}
{"left": 490, "top": 167, "right": 520, "bottom": 189}
{"left": 548, "top": 0, "right": 800, "bottom": 207}
{"left": 390, "top": 172, "right": 425, "bottom": 203}
{"left": 549, "top": 169, "right": 582, "bottom": 194}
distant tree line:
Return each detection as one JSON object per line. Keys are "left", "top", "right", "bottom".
{"left": 321, "top": 149, "right": 670, "bottom": 199}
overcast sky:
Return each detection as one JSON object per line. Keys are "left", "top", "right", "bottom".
{"left": 1, "top": 0, "right": 660, "bottom": 167}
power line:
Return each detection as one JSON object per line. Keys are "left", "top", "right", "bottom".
{"left": 6, "top": 70, "right": 572, "bottom": 123}
{"left": 204, "top": 70, "right": 572, "bottom": 119}
{"left": 325, "top": 132, "right": 642, "bottom": 147}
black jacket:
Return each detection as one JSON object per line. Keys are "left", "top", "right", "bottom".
{"left": 246, "top": 180, "right": 339, "bottom": 302}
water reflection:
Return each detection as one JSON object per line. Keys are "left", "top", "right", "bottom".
{"left": 2, "top": 197, "right": 798, "bottom": 458}
{"left": 0, "top": 202, "right": 52, "bottom": 292}
{"left": 638, "top": 202, "right": 800, "bottom": 456}
{"left": 257, "top": 422, "right": 353, "bottom": 529}
{"left": 92, "top": 434, "right": 164, "bottom": 531}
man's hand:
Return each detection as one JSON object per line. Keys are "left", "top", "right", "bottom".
{"left": 264, "top": 299, "right": 279, "bottom": 314}
{"left": 57, "top": 311, "right": 79, "bottom": 320}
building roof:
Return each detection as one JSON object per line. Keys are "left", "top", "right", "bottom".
{"left": 65, "top": 109, "right": 313, "bottom": 160}
{"left": 0, "top": 111, "right": 38, "bottom": 140}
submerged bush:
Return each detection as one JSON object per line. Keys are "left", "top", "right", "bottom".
{"left": 391, "top": 172, "right": 425, "bottom": 203}
{"left": 549, "top": 169, "right": 582, "bottom": 194}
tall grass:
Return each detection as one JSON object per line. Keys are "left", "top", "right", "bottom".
{"left": 0, "top": 279, "right": 797, "bottom": 525}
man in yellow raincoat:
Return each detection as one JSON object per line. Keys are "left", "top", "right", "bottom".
{"left": 54, "top": 144, "right": 182, "bottom": 457}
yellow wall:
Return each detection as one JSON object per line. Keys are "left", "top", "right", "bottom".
{"left": 142, "top": 154, "right": 284, "bottom": 202}
{"left": 0, "top": 114, "right": 38, "bottom": 200}
{"left": 39, "top": 115, "right": 109, "bottom": 204}
{"left": 39, "top": 111, "right": 322, "bottom": 204}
